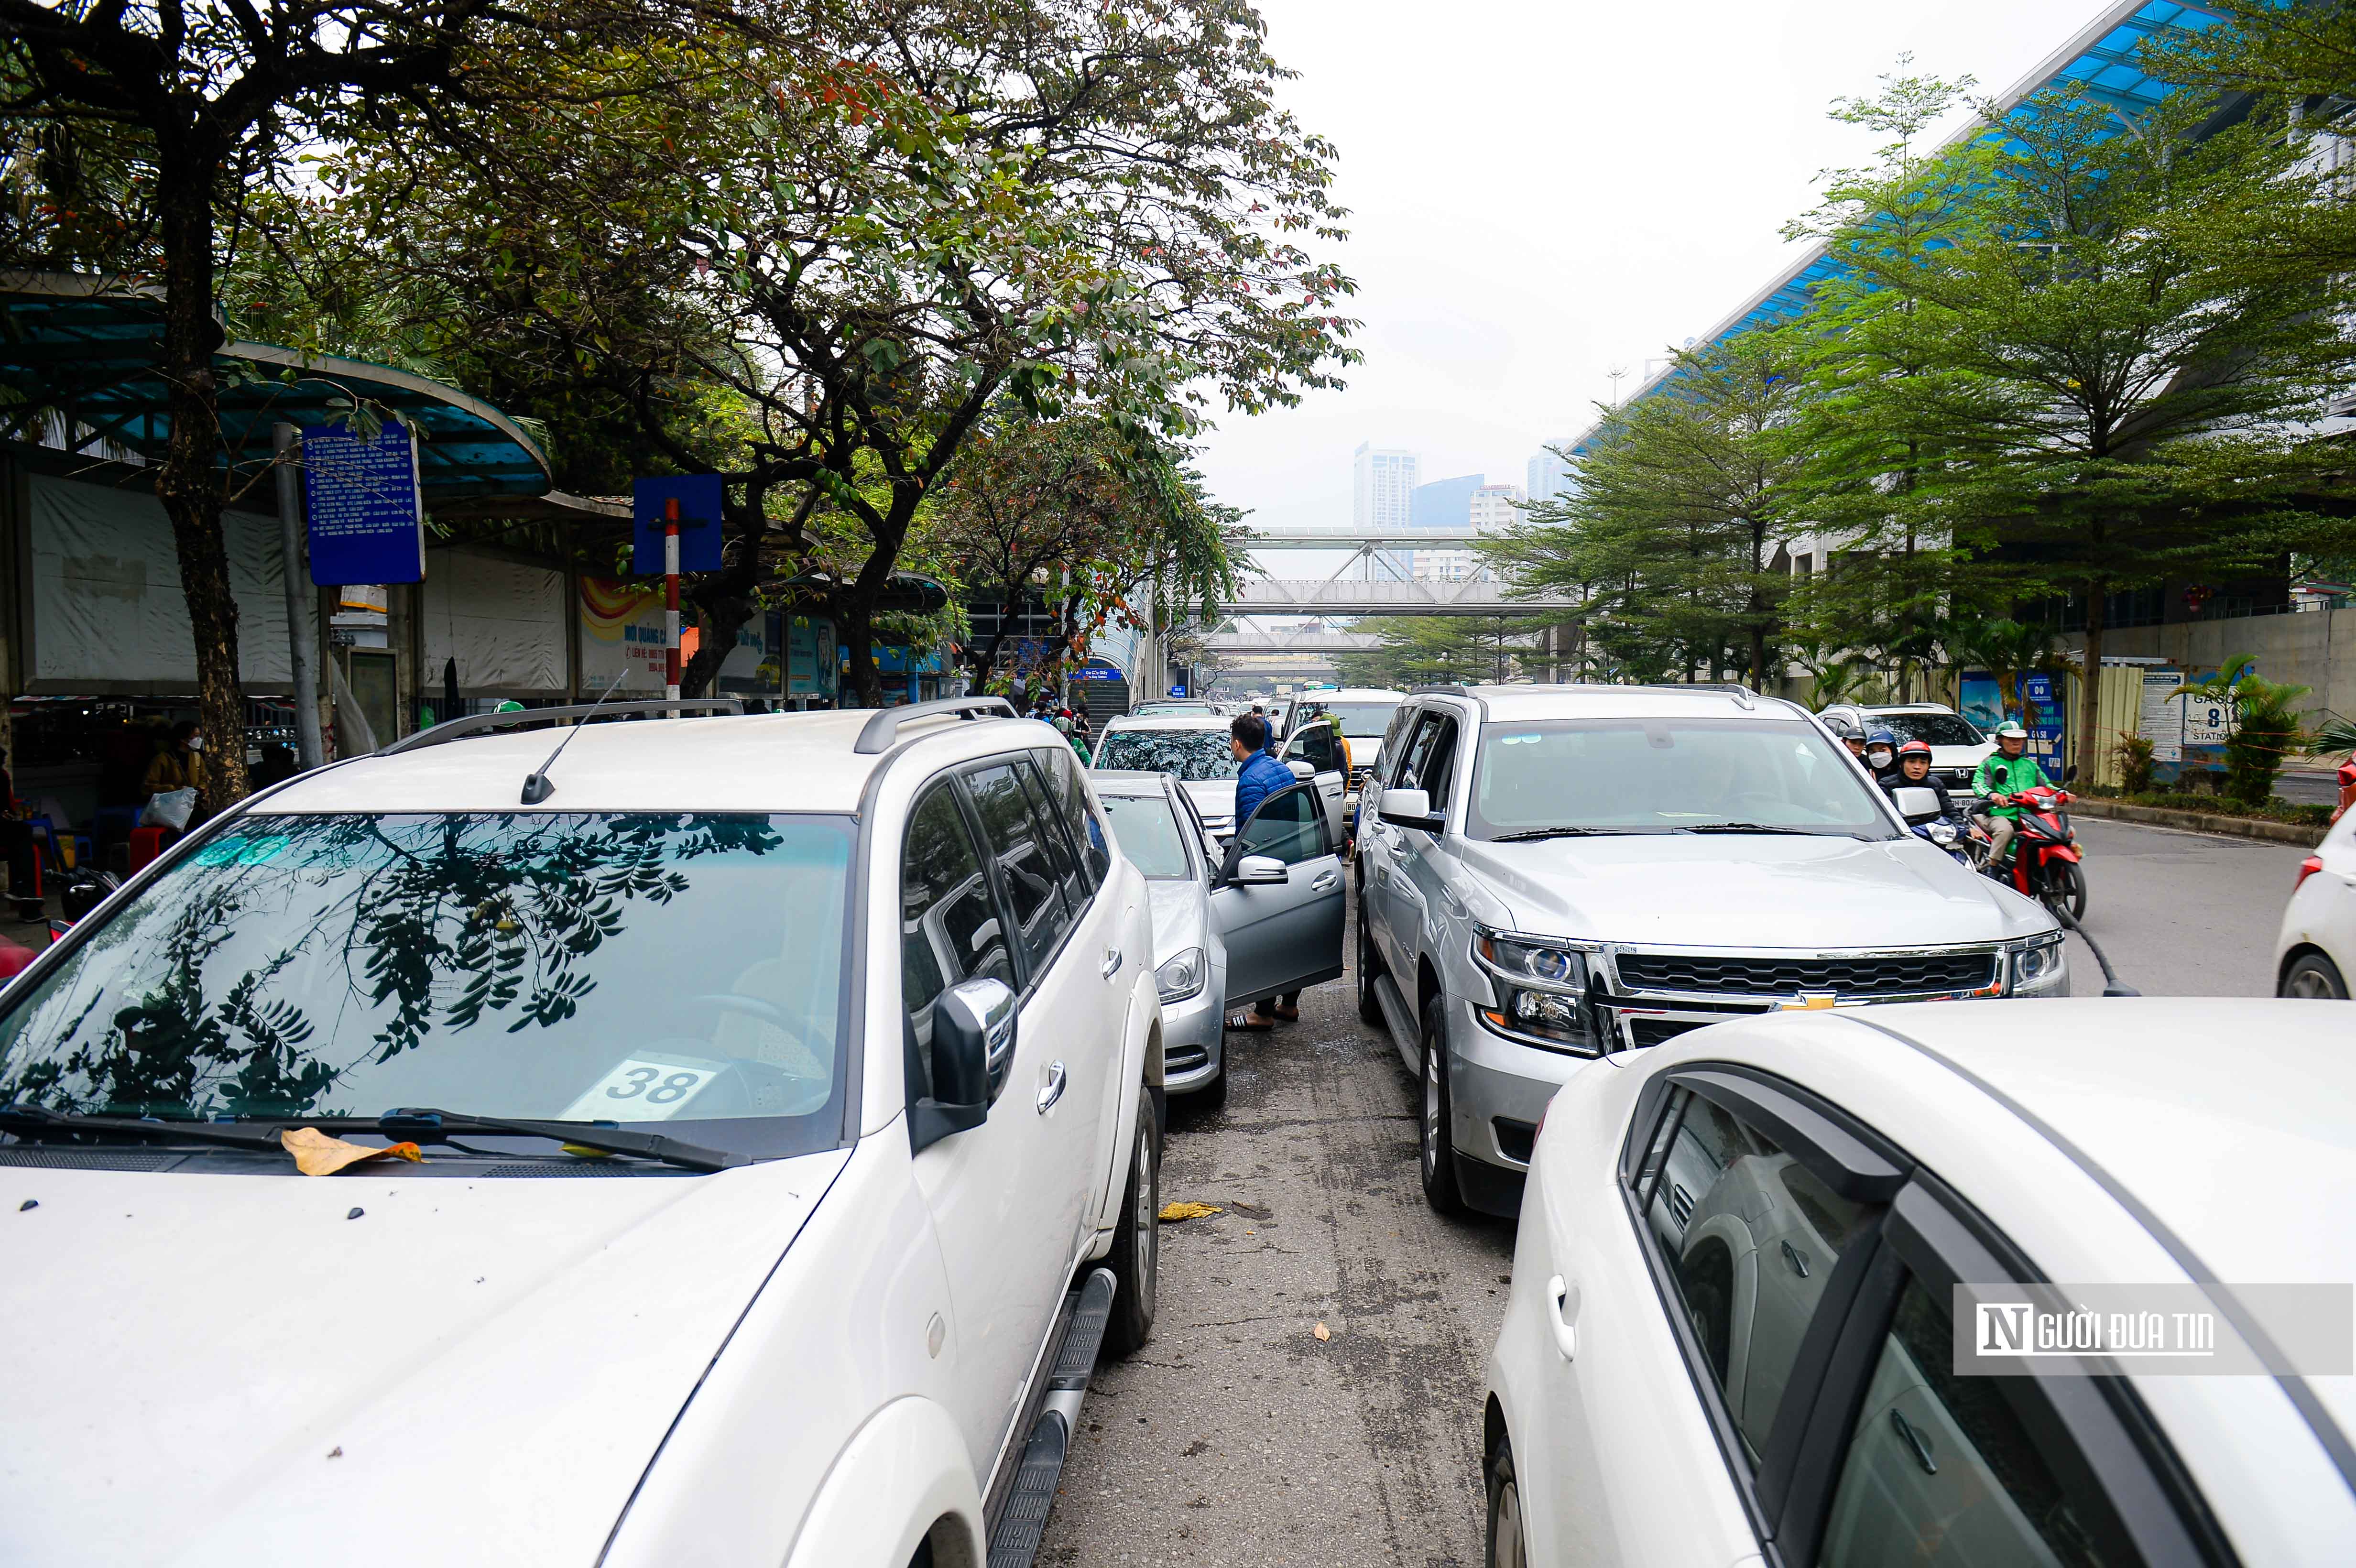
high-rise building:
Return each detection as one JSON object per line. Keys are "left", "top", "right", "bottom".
{"left": 1353, "top": 443, "right": 1419, "bottom": 533}
{"left": 1410, "top": 474, "right": 1482, "bottom": 533}
{"left": 1470, "top": 482, "right": 1526, "bottom": 534}
{"left": 1527, "top": 443, "right": 1573, "bottom": 508}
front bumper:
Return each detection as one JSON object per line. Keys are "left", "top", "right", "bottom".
{"left": 1159, "top": 982, "right": 1225, "bottom": 1092}
{"left": 1446, "top": 999, "right": 1603, "bottom": 1173}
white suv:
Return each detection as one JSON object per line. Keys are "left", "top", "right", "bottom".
{"left": 0, "top": 697, "right": 1160, "bottom": 1568}
{"left": 1356, "top": 684, "right": 2066, "bottom": 1218}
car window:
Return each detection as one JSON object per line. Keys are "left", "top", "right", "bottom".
{"left": 1391, "top": 710, "right": 1441, "bottom": 788}
{"left": 1035, "top": 745, "right": 1112, "bottom": 892}
{"left": 1873, "top": 712, "right": 1985, "bottom": 748}
{"left": 0, "top": 812, "right": 855, "bottom": 1152}
{"left": 1640, "top": 1086, "right": 1874, "bottom": 1461}
{"left": 964, "top": 761, "right": 1074, "bottom": 979}
{"left": 1093, "top": 728, "right": 1238, "bottom": 781}
{"left": 1417, "top": 715, "right": 1460, "bottom": 803}
{"left": 1818, "top": 1277, "right": 2132, "bottom": 1568}
{"left": 1098, "top": 792, "right": 1193, "bottom": 880}
{"left": 1236, "top": 782, "right": 1327, "bottom": 866}
{"left": 1286, "top": 721, "right": 1343, "bottom": 774}
{"left": 1016, "top": 754, "right": 1089, "bottom": 913}
{"left": 901, "top": 784, "right": 1015, "bottom": 1087}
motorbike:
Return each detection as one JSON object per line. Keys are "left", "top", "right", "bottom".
{"left": 1981, "top": 785, "right": 2086, "bottom": 920}
{"left": 1912, "top": 816, "right": 1987, "bottom": 871}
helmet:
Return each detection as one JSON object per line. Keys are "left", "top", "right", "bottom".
{"left": 1052, "top": 714, "right": 1073, "bottom": 733}
{"left": 493, "top": 699, "right": 525, "bottom": 713}
{"left": 1897, "top": 739, "right": 1933, "bottom": 759}
{"left": 1865, "top": 728, "right": 1897, "bottom": 748}
{"left": 1824, "top": 715, "right": 1864, "bottom": 741}
{"left": 1995, "top": 720, "right": 2028, "bottom": 740}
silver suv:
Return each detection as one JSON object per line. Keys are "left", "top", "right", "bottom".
{"left": 1353, "top": 684, "right": 2068, "bottom": 1216}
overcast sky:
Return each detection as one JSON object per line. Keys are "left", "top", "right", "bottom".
{"left": 1199, "top": 0, "right": 2114, "bottom": 535}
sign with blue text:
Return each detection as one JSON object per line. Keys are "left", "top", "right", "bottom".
{"left": 2021, "top": 673, "right": 2066, "bottom": 778}
{"left": 304, "top": 419, "right": 425, "bottom": 585}
{"left": 632, "top": 475, "right": 725, "bottom": 574}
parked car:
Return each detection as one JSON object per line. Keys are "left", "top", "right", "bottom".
{"left": 0, "top": 696, "right": 1161, "bottom": 1568}
{"left": 1355, "top": 684, "right": 2067, "bottom": 1217}
{"left": 1092, "top": 770, "right": 1349, "bottom": 1107}
{"left": 1129, "top": 699, "right": 1219, "bottom": 719}
{"left": 1484, "top": 997, "right": 2356, "bottom": 1568}
{"left": 1817, "top": 701, "right": 1996, "bottom": 792}
{"left": 1277, "top": 686, "right": 1406, "bottom": 833}
{"left": 1091, "top": 713, "right": 1344, "bottom": 845}
{"left": 2276, "top": 806, "right": 2356, "bottom": 997}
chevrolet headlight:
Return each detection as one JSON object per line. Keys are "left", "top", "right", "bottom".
{"left": 2010, "top": 934, "right": 2065, "bottom": 992}
{"left": 1473, "top": 928, "right": 1595, "bottom": 1053}
{"left": 1156, "top": 947, "right": 1207, "bottom": 1003}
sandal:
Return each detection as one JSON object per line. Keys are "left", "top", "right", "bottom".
{"left": 1228, "top": 1012, "right": 1274, "bottom": 1032}
{"left": 1271, "top": 1004, "right": 1300, "bottom": 1022}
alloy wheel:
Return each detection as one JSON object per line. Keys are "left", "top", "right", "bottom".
{"left": 1490, "top": 1474, "right": 1526, "bottom": 1568}
{"left": 2285, "top": 967, "right": 2344, "bottom": 999}
{"left": 1423, "top": 1048, "right": 1442, "bottom": 1178}
{"left": 1134, "top": 1120, "right": 1159, "bottom": 1307}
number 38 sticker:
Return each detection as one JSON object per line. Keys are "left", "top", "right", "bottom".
{"left": 558, "top": 1055, "right": 723, "bottom": 1122}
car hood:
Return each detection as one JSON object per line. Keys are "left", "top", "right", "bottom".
{"left": 1179, "top": 778, "right": 1237, "bottom": 824}
{"left": 1457, "top": 834, "right": 2054, "bottom": 948}
{"left": 0, "top": 1150, "right": 849, "bottom": 1567}
{"left": 1146, "top": 878, "right": 1209, "bottom": 966}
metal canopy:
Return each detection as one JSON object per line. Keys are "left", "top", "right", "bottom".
{"left": 0, "top": 272, "right": 551, "bottom": 498}
{"left": 1573, "top": 0, "right": 2226, "bottom": 454}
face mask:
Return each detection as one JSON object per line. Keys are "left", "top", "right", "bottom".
{"left": 1867, "top": 749, "right": 1892, "bottom": 767}
{"left": 186, "top": 735, "right": 205, "bottom": 752}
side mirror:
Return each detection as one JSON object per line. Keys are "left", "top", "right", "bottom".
{"left": 1286, "top": 759, "right": 1314, "bottom": 780}
{"left": 910, "top": 975, "right": 1016, "bottom": 1152}
{"left": 1379, "top": 786, "right": 1441, "bottom": 830}
{"left": 1233, "top": 853, "right": 1288, "bottom": 885}
{"left": 1889, "top": 785, "right": 1944, "bottom": 824}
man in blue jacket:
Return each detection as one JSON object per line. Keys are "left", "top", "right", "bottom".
{"left": 1228, "top": 714, "right": 1299, "bottom": 1029}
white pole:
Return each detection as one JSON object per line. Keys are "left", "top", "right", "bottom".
{"left": 273, "top": 423, "right": 326, "bottom": 770}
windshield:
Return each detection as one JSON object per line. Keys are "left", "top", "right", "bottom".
{"left": 1870, "top": 712, "right": 1985, "bottom": 748}
{"left": 0, "top": 813, "right": 854, "bottom": 1156}
{"left": 1098, "top": 793, "right": 1194, "bottom": 879}
{"left": 1468, "top": 719, "right": 1898, "bottom": 838}
{"left": 1296, "top": 701, "right": 1398, "bottom": 740}
{"left": 1093, "top": 729, "right": 1238, "bottom": 782}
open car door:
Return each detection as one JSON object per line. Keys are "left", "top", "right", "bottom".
{"left": 1210, "top": 780, "right": 1347, "bottom": 1007}
{"left": 1279, "top": 721, "right": 1350, "bottom": 849}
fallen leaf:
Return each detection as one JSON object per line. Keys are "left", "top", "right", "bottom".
{"left": 1158, "top": 1201, "right": 1223, "bottom": 1222}
{"left": 279, "top": 1127, "right": 424, "bottom": 1177}
{"left": 1313, "top": 1321, "right": 1331, "bottom": 1341}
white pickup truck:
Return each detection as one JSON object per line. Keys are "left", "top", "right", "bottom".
{"left": 0, "top": 696, "right": 1159, "bottom": 1568}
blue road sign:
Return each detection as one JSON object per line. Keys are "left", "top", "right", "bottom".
{"left": 633, "top": 475, "right": 725, "bottom": 574}
{"left": 304, "top": 420, "right": 425, "bottom": 585}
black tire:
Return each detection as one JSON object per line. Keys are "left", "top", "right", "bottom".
{"left": 2280, "top": 950, "right": 2350, "bottom": 1000}
{"left": 1103, "top": 1086, "right": 1161, "bottom": 1356}
{"left": 1485, "top": 1432, "right": 1527, "bottom": 1568}
{"left": 2044, "top": 859, "right": 2088, "bottom": 922}
{"left": 1418, "top": 992, "right": 1464, "bottom": 1214}
{"left": 1357, "top": 903, "right": 1386, "bottom": 1026}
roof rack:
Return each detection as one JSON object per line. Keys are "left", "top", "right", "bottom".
{"left": 853, "top": 696, "right": 1018, "bottom": 754}
{"left": 378, "top": 697, "right": 745, "bottom": 756}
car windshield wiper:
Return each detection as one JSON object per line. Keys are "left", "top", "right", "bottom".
{"left": 286, "top": 1108, "right": 748, "bottom": 1174}
{"left": 1488, "top": 827, "right": 1625, "bottom": 842}
{"left": 0, "top": 1104, "right": 292, "bottom": 1153}
{"left": 1673, "top": 822, "right": 1815, "bottom": 835}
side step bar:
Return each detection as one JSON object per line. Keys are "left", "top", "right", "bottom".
{"left": 987, "top": 1268, "right": 1117, "bottom": 1568}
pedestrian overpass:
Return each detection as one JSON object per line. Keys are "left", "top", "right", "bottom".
{"left": 1216, "top": 528, "right": 1578, "bottom": 617}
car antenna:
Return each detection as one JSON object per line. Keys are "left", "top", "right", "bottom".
{"left": 521, "top": 672, "right": 629, "bottom": 805}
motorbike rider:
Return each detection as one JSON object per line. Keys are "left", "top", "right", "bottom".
{"left": 1827, "top": 714, "right": 1868, "bottom": 764}
{"left": 1885, "top": 740, "right": 1981, "bottom": 850}
{"left": 1970, "top": 720, "right": 2055, "bottom": 867}
{"left": 1864, "top": 727, "right": 1901, "bottom": 785}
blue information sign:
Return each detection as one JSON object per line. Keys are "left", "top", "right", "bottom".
{"left": 304, "top": 420, "right": 425, "bottom": 585}
{"left": 2021, "top": 673, "right": 2066, "bottom": 778}
{"left": 633, "top": 476, "right": 724, "bottom": 574}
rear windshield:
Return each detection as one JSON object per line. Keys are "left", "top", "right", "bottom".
{"left": 1098, "top": 793, "right": 1194, "bottom": 880}
{"left": 1093, "top": 729, "right": 1238, "bottom": 782}
{"left": 1469, "top": 719, "right": 1898, "bottom": 838}
{"left": 1871, "top": 712, "right": 1985, "bottom": 748}
{"left": 1295, "top": 701, "right": 1398, "bottom": 740}
{"left": 0, "top": 812, "right": 855, "bottom": 1157}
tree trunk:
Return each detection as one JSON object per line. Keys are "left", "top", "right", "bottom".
{"left": 2076, "top": 579, "right": 2107, "bottom": 786}
{"left": 154, "top": 142, "right": 251, "bottom": 810}
{"left": 838, "top": 599, "right": 884, "bottom": 708}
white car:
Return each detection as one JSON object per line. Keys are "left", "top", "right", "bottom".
{"left": 2276, "top": 807, "right": 2356, "bottom": 997}
{"left": 1090, "top": 770, "right": 1349, "bottom": 1107}
{"left": 0, "top": 696, "right": 1162, "bottom": 1568}
{"left": 1091, "top": 712, "right": 1345, "bottom": 846}
{"left": 1485, "top": 998, "right": 2356, "bottom": 1568}
{"left": 1276, "top": 686, "right": 1406, "bottom": 826}
{"left": 1818, "top": 701, "right": 1996, "bottom": 791}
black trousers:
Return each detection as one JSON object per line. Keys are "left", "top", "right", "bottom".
{"left": 0, "top": 820, "right": 37, "bottom": 900}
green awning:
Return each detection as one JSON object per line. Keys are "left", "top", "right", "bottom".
{"left": 0, "top": 272, "right": 551, "bottom": 498}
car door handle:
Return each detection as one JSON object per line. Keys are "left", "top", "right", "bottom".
{"left": 1036, "top": 1061, "right": 1067, "bottom": 1114}
{"left": 1311, "top": 870, "right": 1340, "bottom": 893}
{"left": 1547, "top": 1275, "right": 1579, "bottom": 1361}
{"left": 1889, "top": 1407, "right": 1937, "bottom": 1474}
{"left": 1101, "top": 947, "right": 1122, "bottom": 980}
{"left": 1780, "top": 1239, "right": 1811, "bottom": 1279}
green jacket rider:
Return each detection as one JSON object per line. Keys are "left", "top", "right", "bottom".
{"left": 1971, "top": 720, "right": 2052, "bottom": 861}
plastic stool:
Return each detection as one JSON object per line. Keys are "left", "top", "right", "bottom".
{"left": 22, "top": 817, "right": 57, "bottom": 874}
{"left": 127, "top": 826, "right": 174, "bottom": 874}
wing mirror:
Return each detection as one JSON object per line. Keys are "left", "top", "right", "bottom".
{"left": 1889, "top": 785, "right": 1945, "bottom": 824}
{"left": 1232, "top": 853, "right": 1288, "bottom": 885}
{"left": 909, "top": 975, "right": 1016, "bottom": 1153}
{"left": 1286, "top": 759, "right": 1315, "bottom": 780}
{"left": 1378, "top": 786, "right": 1441, "bottom": 830}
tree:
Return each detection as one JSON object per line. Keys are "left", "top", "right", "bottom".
{"left": 1492, "top": 333, "right": 1808, "bottom": 690}
{"left": 1328, "top": 615, "right": 1543, "bottom": 689}
{"left": 1796, "top": 80, "right": 2356, "bottom": 778}
{"left": 0, "top": 0, "right": 723, "bottom": 799}
{"left": 2179, "top": 653, "right": 2310, "bottom": 806}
